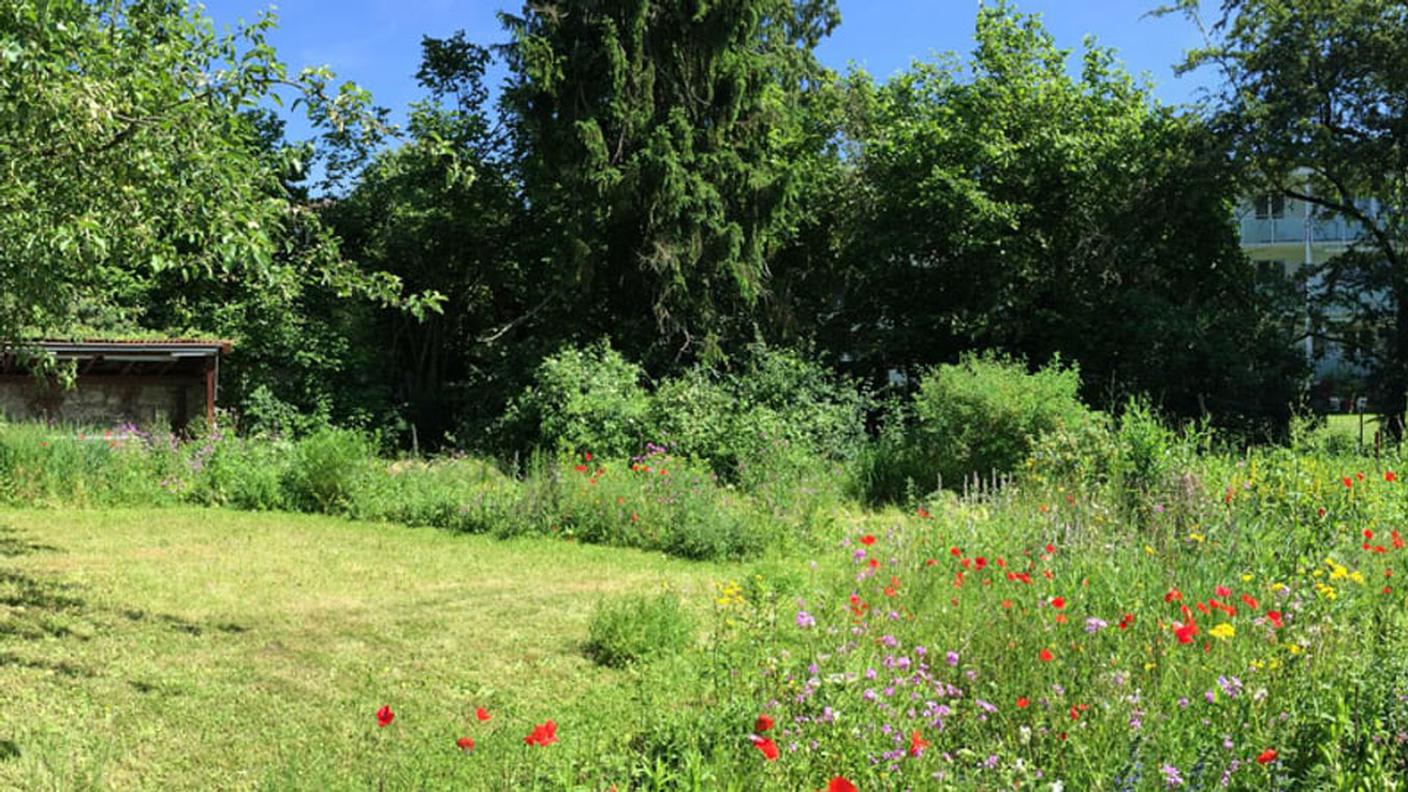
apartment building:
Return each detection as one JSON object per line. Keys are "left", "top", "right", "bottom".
{"left": 1237, "top": 191, "right": 1387, "bottom": 388}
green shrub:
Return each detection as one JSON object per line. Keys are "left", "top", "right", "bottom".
{"left": 281, "top": 427, "right": 374, "bottom": 513}
{"left": 238, "top": 385, "right": 332, "bottom": 439}
{"left": 585, "top": 591, "right": 694, "bottom": 668}
{"left": 348, "top": 456, "right": 515, "bottom": 532}
{"left": 507, "top": 452, "right": 772, "bottom": 560}
{"left": 188, "top": 436, "right": 290, "bottom": 511}
{"left": 1023, "top": 411, "right": 1116, "bottom": 511}
{"left": 651, "top": 345, "right": 868, "bottom": 483}
{"left": 912, "top": 354, "right": 1092, "bottom": 488}
{"left": 498, "top": 340, "right": 651, "bottom": 458}
{"left": 851, "top": 402, "right": 933, "bottom": 505}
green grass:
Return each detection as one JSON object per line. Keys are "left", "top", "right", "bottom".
{"left": 0, "top": 509, "right": 730, "bottom": 790}
{"left": 1326, "top": 412, "right": 1376, "bottom": 439}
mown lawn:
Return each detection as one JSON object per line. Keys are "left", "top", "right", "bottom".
{"left": 0, "top": 509, "right": 730, "bottom": 790}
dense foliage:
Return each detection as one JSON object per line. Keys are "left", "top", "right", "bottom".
{"left": 2, "top": 0, "right": 1338, "bottom": 444}
{"left": 1167, "top": 0, "right": 1408, "bottom": 435}
{"left": 0, "top": 0, "right": 438, "bottom": 379}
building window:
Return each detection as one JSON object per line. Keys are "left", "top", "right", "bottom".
{"left": 1254, "top": 193, "right": 1286, "bottom": 219}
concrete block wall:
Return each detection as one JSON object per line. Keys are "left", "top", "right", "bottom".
{"left": 0, "top": 379, "right": 203, "bottom": 428}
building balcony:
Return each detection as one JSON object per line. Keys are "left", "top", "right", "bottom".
{"left": 1239, "top": 214, "right": 1369, "bottom": 247}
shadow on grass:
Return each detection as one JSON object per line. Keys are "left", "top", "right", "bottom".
{"left": 0, "top": 523, "right": 85, "bottom": 642}
{"left": 0, "top": 525, "right": 58, "bottom": 557}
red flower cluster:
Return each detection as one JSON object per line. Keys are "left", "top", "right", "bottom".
{"left": 524, "top": 720, "right": 558, "bottom": 747}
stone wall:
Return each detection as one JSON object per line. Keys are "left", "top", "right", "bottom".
{"left": 0, "top": 378, "right": 205, "bottom": 428}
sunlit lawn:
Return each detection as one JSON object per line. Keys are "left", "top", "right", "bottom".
{"left": 0, "top": 509, "right": 730, "bottom": 790}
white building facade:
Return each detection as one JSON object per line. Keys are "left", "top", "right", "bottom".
{"left": 1237, "top": 191, "right": 1388, "bottom": 387}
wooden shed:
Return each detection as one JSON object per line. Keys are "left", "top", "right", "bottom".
{"left": 0, "top": 339, "right": 230, "bottom": 429}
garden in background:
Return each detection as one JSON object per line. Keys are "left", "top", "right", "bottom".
{"left": 3, "top": 350, "right": 1408, "bottom": 790}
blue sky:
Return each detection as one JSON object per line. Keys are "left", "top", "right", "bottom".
{"left": 200, "top": 0, "right": 1217, "bottom": 142}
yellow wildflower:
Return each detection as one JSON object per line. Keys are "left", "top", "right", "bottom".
{"left": 1209, "top": 623, "right": 1236, "bottom": 640}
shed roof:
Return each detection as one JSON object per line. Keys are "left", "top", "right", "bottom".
{"left": 27, "top": 339, "right": 232, "bottom": 357}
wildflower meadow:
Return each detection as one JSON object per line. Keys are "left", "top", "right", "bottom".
{"left": 5, "top": 380, "right": 1408, "bottom": 789}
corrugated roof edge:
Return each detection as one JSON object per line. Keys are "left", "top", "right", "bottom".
{"left": 7, "top": 339, "right": 233, "bottom": 354}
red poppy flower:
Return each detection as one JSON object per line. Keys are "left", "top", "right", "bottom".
{"left": 828, "top": 778, "right": 858, "bottom": 792}
{"left": 1069, "top": 705, "right": 1080, "bottom": 721}
{"left": 1039, "top": 648, "right": 1054, "bottom": 662}
{"left": 1266, "top": 610, "right": 1283, "bottom": 628}
{"left": 376, "top": 705, "right": 394, "bottom": 728}
{"left": 524, "top": 720, "right": 558, "bottom": 747}
{"left": 1016, "top": 697, "right": 1030, "bottom": 709}
{"left": 1118, "top": 613, "right": 1135, "bottom": 630}
{"left": 1051, "top": 596, "right": 1066, "bottom": 610}
{"left": 476, "top": 707, "right": 491, "bottom": 722}
{"left": 574, "top": 464, "right": 588, "bottom": 473}
{"left": 456, "top": 736, "right": 475, "bottom": 752}
{"left": 849, "top": 594, "right": 869, "bottom": 617}
{"left": 1174, "top": 621, "right": 1197, "bottom": 644}
{"left": 583, "top": 452, "right": 592, "bottom": 462}
{"left": 1365, "top": 529, "right": 1375, "bottom": 540}
{"left": 908, "top": 729, "right": 930, "bottom": 757}
{"left": 1215, "top": 585, "right": 1231, "bottom": 598}
{"left": 1357, "top": 471, "right": 1365, "bottom": 481}
{"left": 859, "top": 535, "right": 876, "bottom": 546}
{"left": 755, "top": 714, "right": 774, "bottom": 733}
{"left": 1044, "top": 543, "right": 1055, "bottom": 555}
{"left": 751, "top": 736, "right": 779, "bottom": 761}
{"left": 1387, "top": 471, "right": 1398, "bottom": 482}
{"left": 974, "top": 556, "right": 988, "bottom": 570}
{"left": 916, "top": 506, "right": 932, "bottom": 519}
{"left": 1256, "top": 748, "right": 1277, "bottom": 764}
{"left": 1343, "top": 477, "right": 1354, "bottom": 488}
{"left": 950, "top": 547, "right": 961, "bottom": 557}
